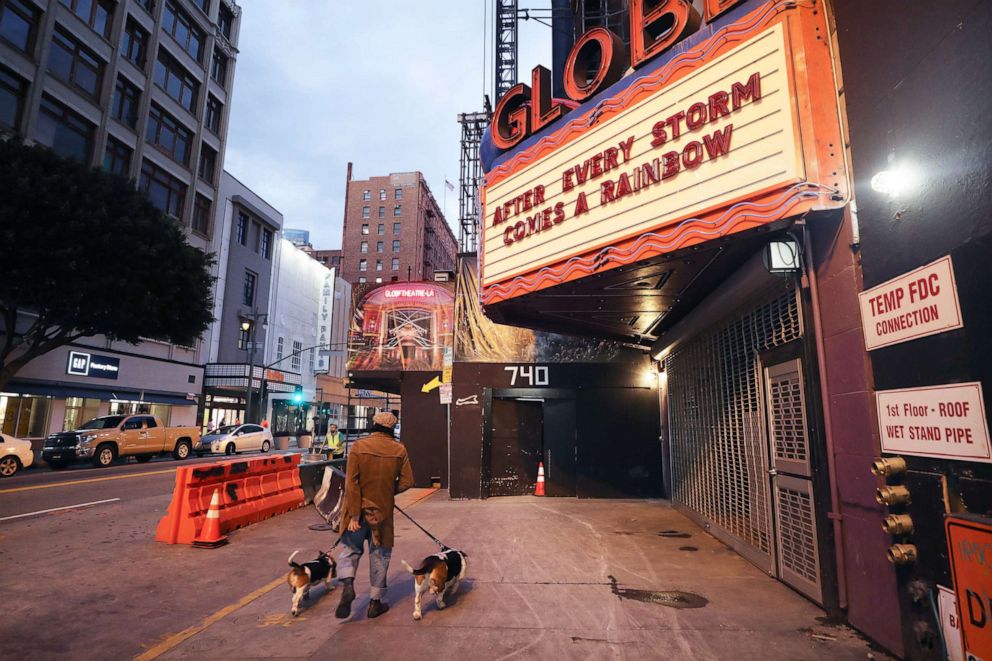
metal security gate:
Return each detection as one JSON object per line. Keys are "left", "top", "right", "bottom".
{"left": 765, "top": 359, "right": 822, "bottom": 603}
{"left": 666, "top": 285, "right": 823, "bottom": 604}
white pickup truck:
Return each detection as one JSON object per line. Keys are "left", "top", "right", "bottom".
{"left": 42, "top": 414, "right": 201, "bottom": 468}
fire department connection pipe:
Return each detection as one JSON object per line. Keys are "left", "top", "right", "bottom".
{"left": 803, "top": 228, "right": 848, "bottom": 609}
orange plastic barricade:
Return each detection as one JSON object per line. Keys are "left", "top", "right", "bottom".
{"left": 155, "top": 454, "right": 304, "bottom": 545}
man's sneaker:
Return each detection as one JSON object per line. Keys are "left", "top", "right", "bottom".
{"left": 335, "top": 581, "right": 356, "bottom": 619}
{"left": 367, "top": 599, "right": 390, "bottom": 618}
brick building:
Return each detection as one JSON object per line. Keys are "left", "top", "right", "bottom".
{"left": 338, "top": 164, "right": 456, "bottom": 286}
{"left": 304, "top": 247, "right": 342, "bottom": 271}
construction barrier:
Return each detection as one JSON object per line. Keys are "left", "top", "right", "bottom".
{"left": 155, "top": 453, "right": 304, "bottom": 545}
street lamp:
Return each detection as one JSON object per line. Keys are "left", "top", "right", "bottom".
{"left": 241, "top": 312, "right": 267, "bottom": 423}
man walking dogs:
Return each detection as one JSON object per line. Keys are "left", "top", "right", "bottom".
{"left": 335, "top": 412, "right": 414, "bottom": 619}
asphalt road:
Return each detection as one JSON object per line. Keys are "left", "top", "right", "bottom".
{"left": 0, "top": 452, "right": 249, "bottom": 521}
{"left": 0, "top": 448, "right": 348, "bottom": 660}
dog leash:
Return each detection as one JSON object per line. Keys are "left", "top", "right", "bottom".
{"left": 394, "top": 503, "right": 449, "bottom": 551}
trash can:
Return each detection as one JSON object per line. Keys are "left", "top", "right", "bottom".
{"left": 298, "top": 433, "right": 312, "bottom": 450}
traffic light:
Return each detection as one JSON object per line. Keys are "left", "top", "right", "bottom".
{"left": 292, "top": 384, "right": 304, "bottom": 404}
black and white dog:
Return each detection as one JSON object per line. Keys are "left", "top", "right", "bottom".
{"left": 401, "top": 549, "right": 467, "bottom": 620}
{"left": 286, "top": 549, "right": 337, "bottom": 617}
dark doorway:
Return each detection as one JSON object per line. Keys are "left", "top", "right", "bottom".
{"left": 487, "top": 398, "right": 543, "bottom": 496}
{"left": 543, "top": 399, "right": 577, "bottom": 497}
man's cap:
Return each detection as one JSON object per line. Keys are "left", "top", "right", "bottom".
{"left": 373, "top": 412, "right": 398, "bottom": 429}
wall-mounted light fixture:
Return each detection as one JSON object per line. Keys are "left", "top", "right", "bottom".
{"left": 763, "top": 237, "right": 801, "bottom": 275}
{"left": 870, "top": 162, "right": 921, "bottom": 199}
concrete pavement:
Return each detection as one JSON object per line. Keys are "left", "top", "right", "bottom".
{"left": 148, "top": 495, "right": 888, "bottom": 660}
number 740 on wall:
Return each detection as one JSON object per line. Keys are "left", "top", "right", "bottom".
{"left": 504, "top": 365, "right": 549, "bottom": 386}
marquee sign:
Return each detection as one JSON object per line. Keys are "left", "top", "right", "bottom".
{"left": 480, "top": 0, "right": 848, "bottom": 304}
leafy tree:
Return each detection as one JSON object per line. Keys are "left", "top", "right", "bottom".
{"left": 0, "top": 139, "right": 215, "bottom": 392}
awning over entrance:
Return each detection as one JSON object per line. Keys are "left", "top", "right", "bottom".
{"left": 6, "top": 379, "right": 195, "bottom": 406}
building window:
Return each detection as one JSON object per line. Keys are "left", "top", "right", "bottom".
{"left": 376, "top": 241, "right": 383, "bottom": 253}
{"left": 60, "top": 0, "right": 113, "bottom": 39}
{"left": 217, "top": 2, "right": 233, "bottom": 39}
{"left": 0, "top": 65, "right": 27, "bottom": 130}
{"left": 358, "top": 259, "right": 367, "bottom": 272}
{"left": 378, "top": 189, "right": 386, "bottom": 200}
{"left": 291, "top": 340, "right": 302, "bottom": 371}
{"left": 154, "top": 51, "right": 198, "bottom": 113}
{"left": 34, "top": 96, "right": 93, "bottom": 163}
{"left": 139, "top": 159, "right": 186, "bottom": 218}
{"left": 392, "top": 240, "right": 400, "bottom": 252}
{"left": 391, "top": 257, "right": 399, "bottom": 271}
{"left": 361, "top": 223, "right": 368, "bottom": 235}
{"left": 242, "top": 269, "right": 256, "bottom": 306}
{"left": 362, "top": 206, "right": 370, "bottom": 218}
{"left": 375, "top": 207, "right": 383, "bottom": 219}
{"left": 146, "top": 103, "right": 193, "bottom": 165}
{"left": 103, "top": 136, "right": 131, "bottom": 176}
{"left": 362, "top": 189, "right": 370, "bottom": 201}
{"left": 395, "top": 188, "right": 403, "bottom": 200}
{"left": 121, "top": 19, "right": 148, "bottom": 67}
{"left": 134, "top": 0, "right": 153, "bottom": 15}
{"left": 162, "top": 1, "right": 204, "bottom": 62}
{"left": 359, "top": 241, "right": 368, "bottom": 253}
{"left": 393, "top": 205, "right": 401, "bottom": 216}
{"left": 375, "top": 260, "right": 382, "bottom": 272}
{"left": 109, "top": 76, "right": 140, "bottom": 128}
{"left": 0, "top": 0, "right": 39, "bottom": 53}
{"left": 393, "top": 222, "right": 401, "bottom": 235}
{"left": 358, "top": 277, "right": 366, "bottom": 283}
{"left": 236, "top": 212, "right": 249, "bottom": 245}
{"left": 276, "top": 336, "right": 284, "bottom": 361}
{"left": 63, "top": 397, "right": 100, "bottom": 432}
{"left": 192, "top": 193, "right": 210, "bottom": 235}
{"left": 194, "top": 0, "right": 209, "bottom": 14}
{"left": 48, "top": 27, "right": 104, "bottom": 99}
{"left": 0, "top": 394, "right": 51, "bottom": 437}
{"left": 205, "top": 95, "right": 222, "bottom": 134}
{"left": 210, "top": 48, "right": 227, "bottom": 85}
{"left": 261, "top": 228, "right": 272, "bottom": 259}
{"left": 197, "top": 143, "right": 216, "bottom": 183}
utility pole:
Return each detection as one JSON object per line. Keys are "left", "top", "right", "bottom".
{"left": 240, "top": 311, "right": 267, "bottom": 423}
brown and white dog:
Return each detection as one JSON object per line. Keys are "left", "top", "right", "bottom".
{"left": 286, "top": 549, "right": 337, "bottom": 617}
{"left": 401, "top": 549, "right": 467, "bottom": 620}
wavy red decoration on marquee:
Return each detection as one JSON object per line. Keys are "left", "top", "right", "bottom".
{"left": 481, "top": 182, "right": 834, "bottom": 304}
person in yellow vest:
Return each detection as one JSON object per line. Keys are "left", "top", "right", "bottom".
{"left": 326, "top": 423, "right": 344, "bottom": 459}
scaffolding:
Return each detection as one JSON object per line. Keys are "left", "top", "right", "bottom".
{"left": 457, "top": 111, "right": 489, "bottom": 253}
{"left": 495, "top": 0, "right": 519, "bottom": 99}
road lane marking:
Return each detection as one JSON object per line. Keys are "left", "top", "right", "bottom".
{"left": 0, "top": 498, "right": 121, "bottom": 522}
{"left": 134, "top": 488, "right": 440, "bottom": 661}
{"left": 134, "top": 576, "right": 285, "bottom": 661}
{"left": 0, "top": 469, "right": 176, "bottom": 494}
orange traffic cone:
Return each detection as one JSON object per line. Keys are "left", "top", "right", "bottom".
{"left": 535, "top": 462, "right": 545, "bottom": 496}
{"left": 193, "top": 488, "right": 228, "bottom": 548}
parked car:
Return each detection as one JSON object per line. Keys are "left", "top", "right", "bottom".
{"left": 41, "top": 415, "right": 200, "bottom": 469}
{"left": 0, "top": 433, "right": 34, "bottom": 477}
{"left": 198, "top": 424, "right": 273, "bottom": 456}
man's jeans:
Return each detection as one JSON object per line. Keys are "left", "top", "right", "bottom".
{"left": 336, "top": 522, "right": 392, "bottom": 600}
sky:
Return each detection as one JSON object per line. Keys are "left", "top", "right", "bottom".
{"left": 223, "top": 1, "right": 551, "bottom": 250}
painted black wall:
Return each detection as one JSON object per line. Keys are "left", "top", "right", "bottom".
{"left": 834, "top": 1, "right": 992, "bottom": 657}
{"left": 398, "top": 371, "right": 448, "bottom": 488}
{"left": 449, "top": 362, "right": 662, "bottom": 499}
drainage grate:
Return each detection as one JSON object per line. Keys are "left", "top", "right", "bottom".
{"left": 666, "top": 287, "right": 801, "bottom": 570}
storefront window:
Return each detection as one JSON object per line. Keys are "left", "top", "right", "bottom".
{"left": 271, "top": 399, "right": 311, "bottom": 435}
{"left": 0, "top": 394, "right": 52, "bottom": 438}
{"left": 107, "top": 400, "right": 172, "bottom": 424}
{"left": 63, "top": 397, "right": 101, "bottom": 431}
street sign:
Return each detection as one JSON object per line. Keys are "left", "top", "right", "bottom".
{"left": 876, "top": 382, "right": 992, "bottom": 463}
{"left": 439, "top": 383, "right": 452, "bottom": 405}
{"left": 442, "top": 347, "right": 453, "bottom": 383}
{"left": 937, "top": 585, "right": 965, "bottom": 661}
{"left": 859, "top": 255, "right": 963, "bottom": 351}
{"left": 946, "top": 514, "right": 992, "bottom": 660}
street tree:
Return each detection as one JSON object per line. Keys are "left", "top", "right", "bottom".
{"left": 0, "top": 139, "right": 215, "bottom": 392}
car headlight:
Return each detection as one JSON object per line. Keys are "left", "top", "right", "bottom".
{"left": 80, "top": 434, "right": 97, "bottom": 445}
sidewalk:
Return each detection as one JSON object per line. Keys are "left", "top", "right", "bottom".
{"left": 148, "top": 493, "right": 888, "bottom": 661}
